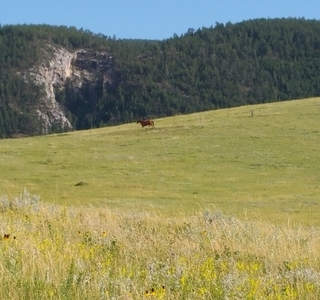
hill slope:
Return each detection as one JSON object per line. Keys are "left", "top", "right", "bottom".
{"left": 1, "top": 98, "right": 319, "bottom": 225}
{"left": 1, "top": 18, "right": 320, "bottom": 137}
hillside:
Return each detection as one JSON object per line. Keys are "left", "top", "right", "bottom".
{"left": 1, "top": 98, "right": 319, "bottom": 225}
{"left": 1, "top": 18, "right": 320, "bottom": 137}
{"left": 0, "top": 98, "right": 320, "bottom": 298}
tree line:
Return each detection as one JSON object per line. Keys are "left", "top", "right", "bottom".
{"left": 1, "top": 18, "right": 320, "bottom": 136}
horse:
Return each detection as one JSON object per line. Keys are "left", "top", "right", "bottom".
{"left": 137, "top": 119, "right": 154, "bottom": 128}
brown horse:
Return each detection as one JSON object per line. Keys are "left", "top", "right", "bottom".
{"left": 137, "top": 119, "right": 154, "bottom": 127}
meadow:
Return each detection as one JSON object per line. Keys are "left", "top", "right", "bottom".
{"left": 0, "top": 97, "right": 319, "bottom": 224}
{"left": 0, "top": 192, "right": 319, "bottom": 299}
{"left": 0, "top": 98, "right": 320, "bottom": 299}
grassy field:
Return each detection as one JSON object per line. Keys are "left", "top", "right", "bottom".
{"left": 1, "top": 98, "right": 320, "bottom": 299}
{"left": 0, "top": 195, "right": 319, "bottom": 299}
{"left": 0, "top": 98, "right": 320, "bottom": 224}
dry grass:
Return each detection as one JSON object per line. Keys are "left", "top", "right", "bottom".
{"left": 0, "top": 191, "right": 319, "bottom": 299}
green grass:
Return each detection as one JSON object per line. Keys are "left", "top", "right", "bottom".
{"left": 1, "top": 98, "right": 320, "bottom": 225}
{"left": 1, "top": 99, "right": 320, "bottom": 299}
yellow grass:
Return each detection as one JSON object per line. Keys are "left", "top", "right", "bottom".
{"left": 0, "top": 193, "right": 319, "bottom": 299}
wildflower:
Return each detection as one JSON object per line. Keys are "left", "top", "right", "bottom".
{"left": 48, "top": 289, "right": 54, "bottom": 297}
{"left": 199, "top": 286, "right": 205, "bottom": 295}
{"left": 145, "top": 288, "right": 155, "bottom": 297}
{"left": 236, "top": 261, "right": 245, "bottom": 271}
{"left": 305, "top": 282, "right": 314, "bottom": 292}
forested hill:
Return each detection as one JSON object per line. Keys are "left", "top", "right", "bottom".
{"left": 1, "top": 18, "right": 320, "bottom": 137}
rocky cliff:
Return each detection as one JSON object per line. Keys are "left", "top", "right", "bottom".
{"left": 24, "top": 44, "right": 113, "bottom": 133}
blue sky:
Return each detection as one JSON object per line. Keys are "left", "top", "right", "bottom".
{"left": 0, "top": 0, "right": 319, "bottom": 40}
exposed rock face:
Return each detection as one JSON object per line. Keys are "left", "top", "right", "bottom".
{"left": 25, "top": 45, "right": 113, "bottom": 133}
{"left": 73, "top": 49, "right": 114, "bottom": 85}
{"left": 29, "top": 45, "right": 75, "bottom": 133}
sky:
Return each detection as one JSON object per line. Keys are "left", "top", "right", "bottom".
{"left": 0, "top": 0, "right": 319, "bottom": 40}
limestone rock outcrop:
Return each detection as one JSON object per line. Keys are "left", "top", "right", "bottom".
{"left": 22, "top": 44, "right": 113, "bottom": 133}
